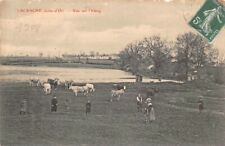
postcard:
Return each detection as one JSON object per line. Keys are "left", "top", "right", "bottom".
{"left": 0, "top": 0, "right": 224, "bottom": 146}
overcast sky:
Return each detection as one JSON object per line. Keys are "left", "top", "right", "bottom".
{"left": 0, "top": 0, "right": 224, "bottom": 58}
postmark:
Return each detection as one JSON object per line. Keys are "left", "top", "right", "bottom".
{"left": 189, "top": 0, "right": 225, "bottom": 42}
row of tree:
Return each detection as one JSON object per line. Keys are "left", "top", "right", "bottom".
{"left": 119, "top": 32, "right": 220, "bottom": 81}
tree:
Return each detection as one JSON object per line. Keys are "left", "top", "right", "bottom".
{"left": 175, "top": 32, "right": 218, "bottom": 80}
{"left": 214, "top": 63, "right": 225, "bottom": 84}
{"left": 119, "top": 36, "right": 172, "bottom": 76}
{"left": 119, "top": 42, "right": 144, "bottom": 74}
{"left": 141, "top": 36, "right": 172, "bottom": 75}
{"left": 119, "top": 35, "right": 172, "bottom": 77}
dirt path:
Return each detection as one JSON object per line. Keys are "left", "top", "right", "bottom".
{"left": 156, "top": 102, "right": 225, "bottom": 116}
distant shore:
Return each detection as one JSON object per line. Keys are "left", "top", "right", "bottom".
{"left": 1, "top": 62, "right": 117, "bottom": 69}
{"left": 0, "top": 56, "right": 119, "bottom": 69}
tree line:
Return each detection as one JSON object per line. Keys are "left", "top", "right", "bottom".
{"left": 118, "top": 32, "right": 224, "bottom": 83}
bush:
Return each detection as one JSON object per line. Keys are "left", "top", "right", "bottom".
{"left": 214, "top": 66, "right": 225, "bottom": 84}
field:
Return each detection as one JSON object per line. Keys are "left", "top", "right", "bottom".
{"left": 0, "top": 81, "right": 225, "bottom": 146}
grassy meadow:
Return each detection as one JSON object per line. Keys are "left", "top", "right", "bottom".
{"left": 0, "top": 81, "right": 225, "bottom": 146}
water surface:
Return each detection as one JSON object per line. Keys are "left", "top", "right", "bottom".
{"left": 0, "top": 65, "right": 182, "bottom": 83}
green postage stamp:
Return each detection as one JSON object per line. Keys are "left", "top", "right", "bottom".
{"left": 189, "top": 0, "right": 225, "bottom": 42}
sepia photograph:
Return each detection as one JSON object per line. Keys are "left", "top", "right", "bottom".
{"left": 0, "top": 0, "right": 225, "bottom": 146}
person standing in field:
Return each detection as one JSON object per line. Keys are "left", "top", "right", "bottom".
{"left": 86, "top": 100, "right": 91, "bottom": 115}
{"left": 198, "top": 97, "right": 204, "bottom": 113}
{"left": 144, "top": 99, "right": 155, "bottom": 124}
{"left": 136, "top": 93, "right": 143, "bottom": 112}
{"left": 149, "top": 102, "right": 156, "bottom": 122}
{"left": 51, "top": 96, "right": 58, "bottom": 112}
{"left": 20, "top": 98, "right": 28, "bottom": 115}
{"left": 65, "top": 98, "right": 70, "bottom": 112}
{"left": 145, "top": 97, "right": 152, "bottom": 104}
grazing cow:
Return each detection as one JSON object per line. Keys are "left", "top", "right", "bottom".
{"left": 64, "top": 80, "right": 73, "bottom": 89}
{"left": 65, "top": 81, "right": 87, "bottom": 89}
{"left": 69, "top": 85, "right": 89, "bottom": 96}
{"left": 29, "top": 79, "right": 40, "bottom": 87}
{"left": 71, "top": 83, "right": 86, "bottom": 86}
{"left": 113, "top": 84, "right": 126, "bottom": 90}
{"left": 43, "top": 83, "right": 51, "bottom": 94}
{"left": 86, "top": 83, "right": 95, "bottom": 92}
{"left": 146, "top": 89, "right": 155, "bottom": 98}
{"left": 48, "top": 78, "right": 60, "bottom": 89}
{"left": 110, "top": 89, "right": 125, "bottom": 102}
{"left": 37, "top": 80, "right": 45, "bottom": 87}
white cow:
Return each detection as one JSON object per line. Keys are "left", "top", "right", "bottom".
{"left": 69, "top": 85, "right": 89, "bottom": 96}
{"left": 110, "top": 89, "right": 125, "bottom": 102}
{"left": 43, "top": 83, "right": 51, "bottom": 95}
{"left": 37, "top": 80, "right": 45, "bottom": 87}
{"left": 86, "top": 83, "right": 95, "bottom": 92}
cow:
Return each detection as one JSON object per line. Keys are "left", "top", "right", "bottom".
{"left": 146, "top": 87, "right": 159, "bottom": 100}
{"left": 48, "top": 78, "right": 60, "bottom": 89}
{"left": 146, "top": 89, "right": 154, "bottom": 98}
{"left": 37, "top": 80, "right": 45, "bottom": 87}
{"left": 69, "top": 85, "right": 89, "bottom": 96}
{"left": 29, "top": 79, "right": 40, "bottom": 87}
{"left": 113, "top": 84, "right": 126, "bottom": 90}
{"left": 86, "top": 83, "right": 95, "bottom": 93}
{"left": 110, "top": 89, "right": 125, "bottom": 102}
{"left": 64, "top": 80, "right": 73, "bottom": 89}
{"left": 43, "top": 83, "right": 51, "bottom": 95}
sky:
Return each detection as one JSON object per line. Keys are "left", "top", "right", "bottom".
{"left": 0, "top": 0, "right": 224, "bottom": 58}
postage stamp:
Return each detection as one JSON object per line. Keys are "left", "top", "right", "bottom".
{"left": 189, "top": 0, "right": 225, "bottom": 42}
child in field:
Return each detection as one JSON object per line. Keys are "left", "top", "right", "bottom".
{"left": 144, "top": 99, "right": 155, "bottom": 124}
{"left": 65, "top": 98, "right": 70, "bottom": 112}
{"left": 86, "top": 100, "right": 91, "bottom": 115}
{"left": 136, "top": 93, "right": 143, "bottom": 112}
{"left": 149, "top": 103, "right": 156, "bottom": 122}
{"left": 20, "top": 98, "right": 28, "bottom": 115}
{"left": 51, "top": 96, "right": 58, "bottom": 112}
{"left": 198, "top": 97, "right": 204, "bottom": 113}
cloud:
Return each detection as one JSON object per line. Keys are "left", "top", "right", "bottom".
{"left": 0, "top": 0, "right": 224, "bottom": 57}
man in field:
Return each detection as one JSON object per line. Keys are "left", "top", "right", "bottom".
{"left": 86, "top": 100, "right": 91, "bottom": 115}
{"left": 51, "top": 96, "right": 58, "bottom": 112}
{"left": 136, "top": 93, "right": 143, "bottom": 112}
{"left": 198, "top": 97, "right": 204, "bottom": 113}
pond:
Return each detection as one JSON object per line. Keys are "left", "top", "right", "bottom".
{"left": 0, "top": 65, "right": 182, "bottom": 83}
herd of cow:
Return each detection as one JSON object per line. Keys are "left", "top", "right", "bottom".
{"left": 28, "top": 77, "right": 159, "bottom": 124}
{"left": 29, "top": 78, "right": 126, "bottom": 101}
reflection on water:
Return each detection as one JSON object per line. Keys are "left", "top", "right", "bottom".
{"left": 0, "top": 65, "right": 183, "bottom": 83}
